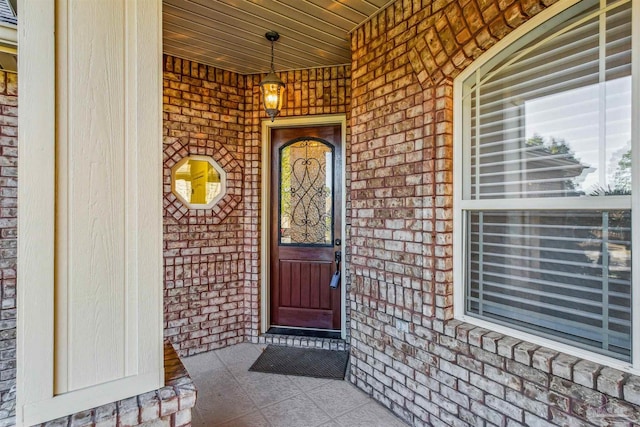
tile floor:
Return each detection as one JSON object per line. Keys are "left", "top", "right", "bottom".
{"left": 182, "top": 343, "right": 409, "bottom": 427}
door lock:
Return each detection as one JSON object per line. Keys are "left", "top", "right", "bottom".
{"left": 335, "top": 238, "right": 341, "bottom": 246}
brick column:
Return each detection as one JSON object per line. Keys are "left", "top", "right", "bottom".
{"left": 0, "top": 70, "right": 17, "bottom": 425}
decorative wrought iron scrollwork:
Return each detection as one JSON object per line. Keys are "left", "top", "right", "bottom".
{"left": 280, "top": 139, "right": 333, "bottom": 245}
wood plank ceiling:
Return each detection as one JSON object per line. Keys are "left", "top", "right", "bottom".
{"left": 162, "top": 0, "right": 394, "bottom": 75}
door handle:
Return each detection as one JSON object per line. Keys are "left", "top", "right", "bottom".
{"left": 330, "top": 250, "right": 341, "bottom": 289}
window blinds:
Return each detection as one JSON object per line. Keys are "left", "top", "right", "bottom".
{"left": 465, "top": 0, "right": 632, "bottom": 199}
{"left": 467, "top": 210, "right": 632, "bottom": 360}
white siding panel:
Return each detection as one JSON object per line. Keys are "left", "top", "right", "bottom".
{"left": 59, "top": 0, "right": 127, "bottom": 391}
{"left": 16, "top": 0, "right": 56, "bottom": 417}
{"left": 17, "top": 0, "right": 163, "bottom": 424}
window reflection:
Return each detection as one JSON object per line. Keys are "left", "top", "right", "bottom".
{"left": 523, "top": 77, "right": 631, "bottom": 196}
{"left": 171, "top": 156, "right": 226, "bottom": 209}
{"left": 467, "top": 0, "right": 632, "bottom": 199}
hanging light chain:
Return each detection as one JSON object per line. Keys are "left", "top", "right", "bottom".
{"left": 270, "top": 40, "right": 275, "bottom": 72}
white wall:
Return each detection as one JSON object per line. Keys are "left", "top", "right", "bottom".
{"left": 17, "top": 0, "right": 164, "bottom": 424}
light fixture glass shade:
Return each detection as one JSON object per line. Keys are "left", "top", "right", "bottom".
{"left": 259, "top": 71, "right": 285, "bottom": 122}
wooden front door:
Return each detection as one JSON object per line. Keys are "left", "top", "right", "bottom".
{"left": 270, "top": 125, "right": 342, "bottom": 330}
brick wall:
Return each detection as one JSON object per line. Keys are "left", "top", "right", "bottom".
{"left": 162, "top": 55, "right": 352, "bottom": 355}
{"left": 0, "top": 70, "right": 17, "bottom": 426}
{"left": 348, "top": 0, "right": 640, "bottom": 426}
{"left": 163, "top": 55, "right": 247, "bottom": 356}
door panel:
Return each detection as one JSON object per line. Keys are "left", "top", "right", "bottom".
{"left": 271, "top": 125, "right": 342, "bottom": 330}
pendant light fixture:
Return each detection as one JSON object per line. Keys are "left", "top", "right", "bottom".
{"left": 259, "top": 31, "right": 286, "bottom": 122}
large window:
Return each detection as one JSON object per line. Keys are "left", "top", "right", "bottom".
{"left": 455, "top": 0, "right": 637, "bottom": 366}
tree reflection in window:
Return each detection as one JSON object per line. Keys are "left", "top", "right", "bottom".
{"left": 279, "top": 139, "right": 333, "bottom": 245}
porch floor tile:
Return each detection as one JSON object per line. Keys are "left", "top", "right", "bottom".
{"left": 182, "top": 343, "right": 409, "bottom": 427}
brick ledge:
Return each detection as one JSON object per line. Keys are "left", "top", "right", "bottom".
{"left": 36, "top": 341, "right": 196, "bottom": 427}
{"left": 254, "top": 334, "right": 348, "bottom": 351}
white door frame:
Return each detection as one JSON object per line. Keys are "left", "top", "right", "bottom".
{"left": 260, "top": 114, "right": 347, "bottom": 339}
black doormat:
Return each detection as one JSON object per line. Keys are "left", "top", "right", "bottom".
{"left": 249, "top": 345, "right": 349, "bottom": 379}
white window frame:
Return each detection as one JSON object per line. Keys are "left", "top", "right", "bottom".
{"left": 171, "top": 155, "right": 228, "bottom": 209}
{"left": 453, "top": 0, "right": 640, "bottom": 373}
